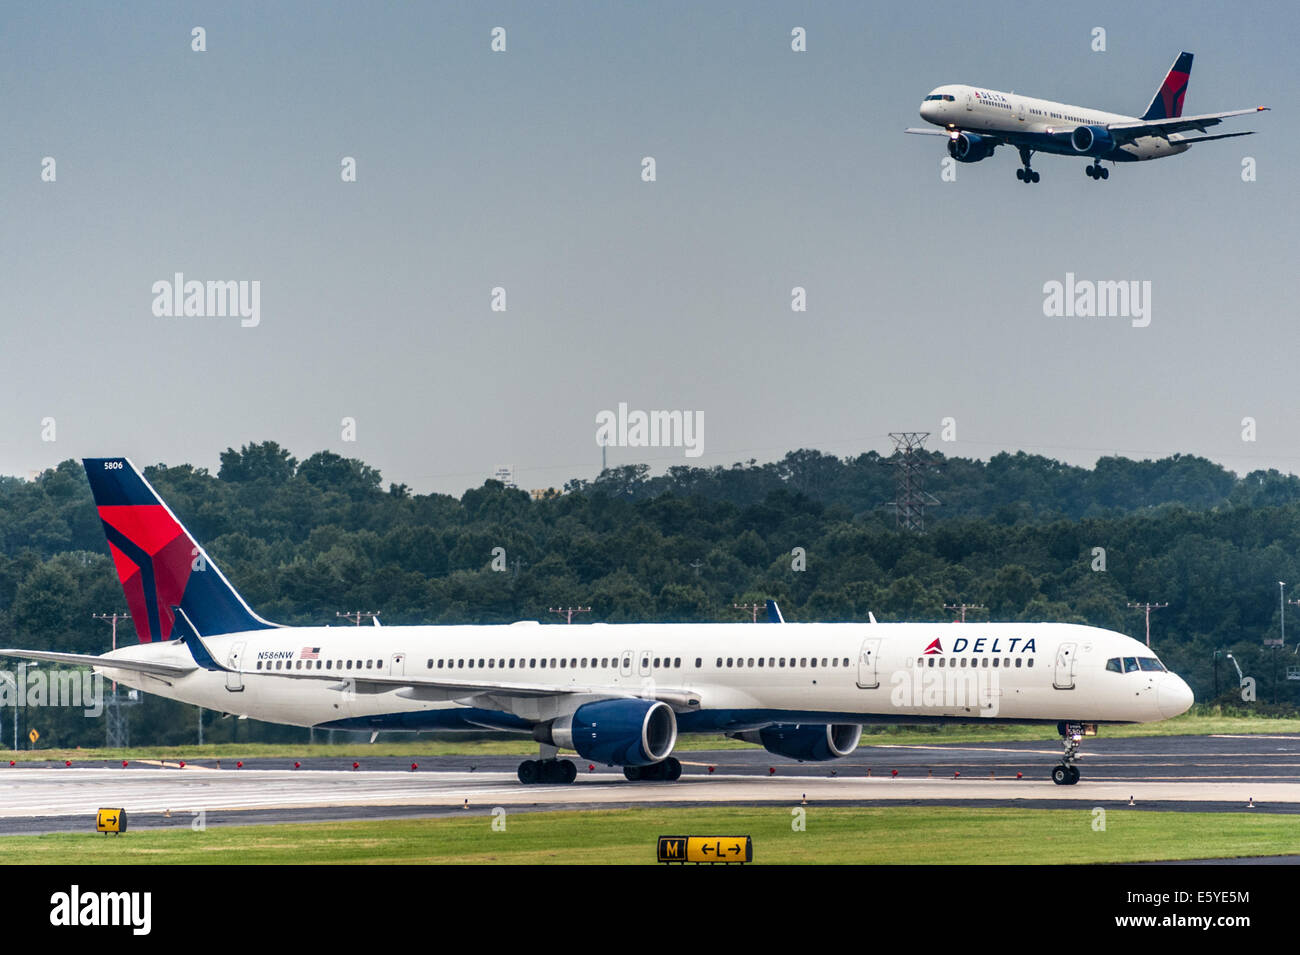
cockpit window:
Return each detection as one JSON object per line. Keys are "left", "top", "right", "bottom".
{"left": 1106, "top": 658, "right": 1122, "bottom": 673}
{"left": 1123, "top": 657, "right": 1140, "bottom": 673}
{"left": 924, "top": 94, "right": 956, "bottom": 102}
{"left": 1138, "top": 658, "right": 1166, "bottom": 672}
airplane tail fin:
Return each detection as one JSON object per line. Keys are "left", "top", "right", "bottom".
{"left": 1141, "top": 51, "right": 1193, "bottom": 120}
{"left": 83, "top": 457, "right": 277, "bottom": 643}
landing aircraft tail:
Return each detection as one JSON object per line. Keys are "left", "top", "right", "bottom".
{"left": 1141, "top": 51, "right": 1192, "bottom": 120}
{"left": 83, "top": 457, "right": 277, "bottom": 643}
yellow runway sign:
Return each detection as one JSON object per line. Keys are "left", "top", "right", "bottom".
{"left": 657, "top": 835, "right": 751, "bottom": 864}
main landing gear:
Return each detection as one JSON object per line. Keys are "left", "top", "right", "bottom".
{"left": 623, "top": 756, "right": 682, "bottom": 782}
{"left": 1015, "top": 147, "right": 1040, "bottom": 184}
{"left": 1051, "top": 721, "right": 1083, "bottom": 785}
{"left": 517, "top": 757, "right": 576, "bottom": 784}
{"left": 1086, "top": 161, "right": 1110, "bottom": 180}
{"left": 518, "top": 742, "right": 577, "bottom": 784}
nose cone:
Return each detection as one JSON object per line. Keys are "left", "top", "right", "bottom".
{"left": 1158, "top": 675, "right": 1194, "bottom": 719}
{"left": 920, "top": 101, "right": 936, "bottom": 122}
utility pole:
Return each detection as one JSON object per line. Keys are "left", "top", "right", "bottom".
{"left": 1287, "top": 596, "right": 1300, "bottom": 655}
{"left": 1127, "top": 601, "right": 1169, "bottom": 648}
{"left": 92, "top": 612, "right": 133, "bottom": 748}
{"left": 733, "top": 602, "right": 763, "bottom": 623}
{"left": 943, "top": 602, "right": 986, "bottom": 624}
{"left": 336, "top": 611, "right": 381, "bottom": 626}
{"left": 548, "top": 606, "right": 591, "bottom": 625}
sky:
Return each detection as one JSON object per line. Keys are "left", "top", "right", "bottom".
{"left": 1, "top": 1, "right": 1294, "bottom": 494}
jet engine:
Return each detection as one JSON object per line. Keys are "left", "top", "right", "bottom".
{"left": 1070, "top": 124, "right": 1115, "bottom": 157}
{"left": 543, "top": 698, "right": 677, "bottom": 767}
{"left": 947, "top": 132, "right": 995, "bottom": 162}
{"left": 732, "top": 723, "right": 863, "bottom": 761}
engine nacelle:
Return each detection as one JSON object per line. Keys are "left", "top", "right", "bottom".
{"left": 947, "top": 132, "right": 995, "bottom": 163}
{"left": 547, "top": 699, "right": 677, "bottom": 767}
{"left": 737, "top": 723, "right": 863, "bottom": 761}
{"left": 1070, "top": 124, "right": 1114, "bottom": 157}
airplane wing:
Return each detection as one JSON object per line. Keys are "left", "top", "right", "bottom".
{"left": 0, "top": 648, "right": 197, "bottom": 678}
{"left": 1108, "top": 107, "right": 1268, "bottom": 141}
{"left": 904, "top": 127, "right": 952, "bottom": 136}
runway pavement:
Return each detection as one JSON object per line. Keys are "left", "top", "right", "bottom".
{"left": 2, "top": 734, "right": 1299, "bottom": 835}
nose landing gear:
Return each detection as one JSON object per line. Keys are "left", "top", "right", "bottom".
{"left": 1052, "top": 721, "right": 1083, "bottom": 784}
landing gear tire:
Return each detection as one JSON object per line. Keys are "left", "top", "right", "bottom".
{"left": 1016, "top": 168, "right": 1025, "bottom": 181}
{"left": 1051, "top": 764, "right": 1070, "bottom": 785}
{"left": 1087, "top": 163, "right": 1109, "bottom": 180}
{"left": 623, "top": 765, "right": 643, "bottom": 781}
{"left": 1068, "top": 766, "right": 1080, "bottom": 785}
{"left": 664, "top": 756, "right": 682, "bottom": 781}
{"left": 517, "top": 760, "right": 539, "bottom": 784}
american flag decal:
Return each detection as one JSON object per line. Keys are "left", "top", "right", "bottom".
{"left": 301, "top": 647, "right": 320, "bottom": 660}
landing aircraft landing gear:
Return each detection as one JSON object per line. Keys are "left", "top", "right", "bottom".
{"left": 624, "top": 756, "right": 682, "bottom": 782}
{"left": 1015, "top": 147, "right": 1040, "bottom": 183}
{"left": 517, "top": 758, "right": 577, "bottom": 784}
{"left": 1086, "top": 161, "right": 1109, "bottom": 180}
{"left": 1052, "top": 721, "right": 1083, "bottom": 785}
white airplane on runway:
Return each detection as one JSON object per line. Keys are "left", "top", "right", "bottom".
{"left": 906, "top": 52, "right": 1268, "bottom": 182}
{"left": 1, "top": 458, "right": 1194, "bottom": 786}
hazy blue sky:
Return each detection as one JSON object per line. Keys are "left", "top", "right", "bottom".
{"left": 2, "top": 1, "right": 1294, "bottom": 494}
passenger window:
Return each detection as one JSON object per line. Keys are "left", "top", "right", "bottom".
{"left": 696, "top": 658, "right": 702, "bottom": 668}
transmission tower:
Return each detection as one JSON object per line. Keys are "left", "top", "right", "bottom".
{"left": 92, "top": 612, "right": 137, "bottom": 748}
{"left": 888, "top": 432, "right": 940, "bottom": 532}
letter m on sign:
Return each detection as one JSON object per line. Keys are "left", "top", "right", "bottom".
{"left": 658, "top": 836, "right": 687, "bottom": 863}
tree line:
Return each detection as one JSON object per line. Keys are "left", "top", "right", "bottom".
{"left": 2, "top": 441, "right": 1298, "bottom": 747}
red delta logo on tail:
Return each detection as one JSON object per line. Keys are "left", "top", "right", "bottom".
{"left": 923, "top": 638, "right": 943, "bottom": 655}
{"left": 83, "top": 457, "right": 277, "bottom": 643}
{"left": 1141, "top": 51, "right": 1193, "bottom": 121}
{"left": 97, "top": 504, "right": 195, "bottom": 643}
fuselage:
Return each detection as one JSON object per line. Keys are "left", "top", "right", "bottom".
{"left": 919, "top": 84, "right": 1190, "bottom": 161}
{"left": 97, "top": 621, "right": 1194, "bottom": 734}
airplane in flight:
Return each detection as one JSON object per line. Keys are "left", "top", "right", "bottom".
{"left": 1, "top": 458, "right": 1194, "bottom": 785}
{"left": 906, "top": 52, "right": 1268, "bottom": 182}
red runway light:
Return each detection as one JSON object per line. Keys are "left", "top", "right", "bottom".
{"left": 294, "top": 761, "right": 301, "bottom": 769}
{"left": 65, "top": 760, "right": 71, "bottom": 767}
{"left": 352, "top": 762, "right": 360, "bottom": 770}
{"left": 236, "top": 761, "right": 243, "bottom": 769}
{"left": 891, "top": 769, "right": 898, "bottom": 777}
{"left": 179, "top": 761, "right": 185, "bottom": 768}
{"left": 768, "top": 767, "right": 776, "bottom": 776}
{"left": 707, "top": 765, "right": 715, "bottom": 773}
{"left": 122, "top": 760, "right": 129, "bottom": 768}
{"left": 411, "top": 762, "right": 418, "bottom": 771}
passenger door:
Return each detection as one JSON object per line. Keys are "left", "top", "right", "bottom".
{"left": 1053, "top": 642, "right": 1076, "bottom": 690}
{"left": 226, "top": 641, "right": 245, "bottom": 692}
{"left": 856, "top": 638, "right": 881, "bottom": 689}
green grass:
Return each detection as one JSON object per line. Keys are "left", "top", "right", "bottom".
{"left": 9, "top": 807, "right": 1299, "bottom": 864}
{"left": 11, "top": 710, "right": 1299, "bottom": 763}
